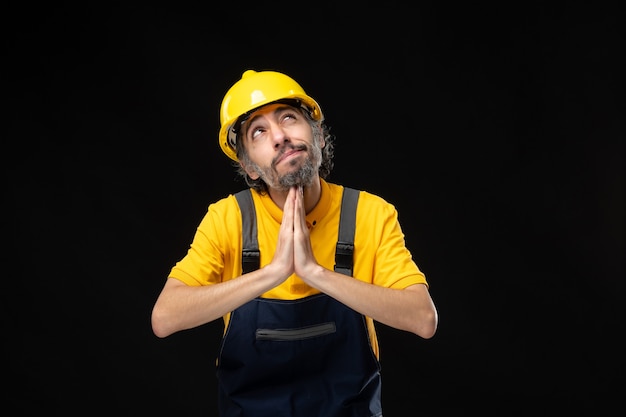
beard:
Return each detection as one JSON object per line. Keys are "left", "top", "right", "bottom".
{"left": 249, "top": 141, "right": 323, "bottom": 191}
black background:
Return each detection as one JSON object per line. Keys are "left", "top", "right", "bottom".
{"left": 5, "top": 2, "right": 624, "bottom": 416}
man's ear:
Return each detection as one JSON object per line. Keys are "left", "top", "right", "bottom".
{"left": 316, "top": 122, "right": 325, "bottom": 148}
{"left": 240, "top": 161, "right": 260, "bottom": 180}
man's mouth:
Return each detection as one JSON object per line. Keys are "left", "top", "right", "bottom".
{"left": 275, "top": 146, "right": 306, "bottom": 165}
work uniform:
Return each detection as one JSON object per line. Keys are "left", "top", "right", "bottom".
{"left": 169, "top": 179, "right": 428, "bottom": 416}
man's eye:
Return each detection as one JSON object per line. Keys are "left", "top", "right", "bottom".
{"left": 251, "top": 128, "right": 264, "bottom": 139}
{"left": 281, "top": 112, "right": 298, "bottom": 122}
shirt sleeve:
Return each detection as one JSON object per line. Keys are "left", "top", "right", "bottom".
{"left": 353, "top": 191, "right": 428, "bottom": 290}
{"left": 168, "top": 195, "right": 241, "bottom": 286}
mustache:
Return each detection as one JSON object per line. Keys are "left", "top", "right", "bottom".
{"left": 272, "top": 143, "right": 308, "bottom": 166}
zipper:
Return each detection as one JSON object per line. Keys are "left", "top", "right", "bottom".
{"left": 256, "top": 322, "right": 336, "bottom": 341}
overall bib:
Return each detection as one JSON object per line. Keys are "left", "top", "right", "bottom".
{"left": 216, "top": 293, "right": 383, "bottom": 417}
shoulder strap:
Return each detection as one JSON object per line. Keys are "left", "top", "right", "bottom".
{"left": 234, "top": 189, "right": 260, "bottom": 274}
{"left": 334, "top": 187, "right": 360, "bottom": 277}
{"left": 234, "top": 187, "right": 360, "bottom": 277}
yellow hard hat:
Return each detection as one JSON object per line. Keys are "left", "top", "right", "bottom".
{"left": 218, "top": 70, "right": 323, "bottom": 161}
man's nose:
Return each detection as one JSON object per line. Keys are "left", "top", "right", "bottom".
{"left": 269, "top": 122, "right": 289, "bottom": 146}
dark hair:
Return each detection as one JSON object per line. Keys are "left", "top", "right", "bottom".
{"left": 233, "top": 109, "right": 335, "bottom": 194}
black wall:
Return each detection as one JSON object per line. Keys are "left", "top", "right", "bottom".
{"left": 5, "top": 3, "right": 623, "bottom": 416}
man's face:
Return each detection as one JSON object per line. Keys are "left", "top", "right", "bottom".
{"left": 240, "top": 102, "right": 323, "bottom": 191}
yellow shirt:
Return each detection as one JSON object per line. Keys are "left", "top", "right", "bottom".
{"left": 169, "top": 179, "right": 428, "bottom": 357}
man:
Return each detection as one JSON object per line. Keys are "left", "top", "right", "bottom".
{"left": 151, "top": 69, "right": 438, "bottom": 417}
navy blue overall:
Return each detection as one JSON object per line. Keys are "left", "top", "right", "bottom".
{"left": 216, "top": 293, "right": 383, "bottom": 417}
{"left": 217, "top": 187, "right": 382, "bottom": 416}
